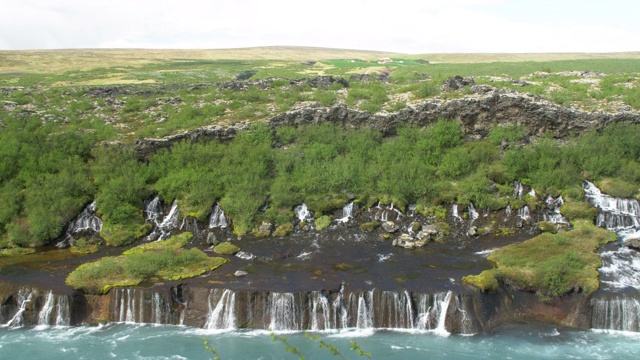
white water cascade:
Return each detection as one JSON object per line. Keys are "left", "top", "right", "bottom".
{"left": 309, "top": 291, "right": 332, "bottom": 331}
{"left": 468, "top": 203, "right": 479, "bottom": 222}
{"left": 294, "top": 203, "right": 314, "bottom": 224}
{"left": 373, "top": 202, "right": 403, "bottom": 222}
{"left": 542, "top": 195, "right": 568, "bottom": 225}
{"left": 518, "top": 206, "right": 531, "bottom": 221}
{"left": 336, "top": 202, "right": 357, "bottom": 223}
{"left": 205, "top": 289, "right": 236, "bottom": 330}
{"left": 36, "top": 291, "right": 70, "bottom": 326}
{"left": 2, "top": 289, "right": 33, "bottom": 328}
{"left": 67, "top": 201, "right": 102, "bottom": 233}
{"left": 208, "top": 202, "right": 228, "bottom": 229}
{"left": 355, "top": 291, "right": 374, "bottom": 329}
{"left": 145, "top": 197, "right": 179, "bottom": 241}
{"left": 415, "top": 291, "right": 453, "bottom": 335}
{"left": 452, "top": 204, "right": 463, "bottom": 222}
{"left": 583, "top": 181, "right": 640, "bottom": 332}
{"left": 269, "top": 292, "right": 299, "bottom": 331}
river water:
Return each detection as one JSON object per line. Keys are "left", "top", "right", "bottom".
{"left": 1, "top": 323, "right": 639, "bottom": 360}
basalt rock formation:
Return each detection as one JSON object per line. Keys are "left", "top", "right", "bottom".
{"left": 134, "top": 85, "right": 640, "bottom": 159}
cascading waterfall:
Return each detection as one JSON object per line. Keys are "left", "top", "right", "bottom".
{"left": 309, "top": 291, "right": 332, "bottom": 331}
{"left": 373, "top": 203, "right": 403, "bottom": 222}
{"left": 3, "top": 289, "right": 33, "bottom": 328}
{"left": 38, "top": 291, "right": 55, "bottom": 326}
{"left": 34, "top": 291, "right": 70, "bottom": 326}
{"left": 542, "top": 195, "right": 568, "bottom": 225}
{"left": 584, "top": 181, "right": 640, "bottom": 238}
{"left": 337, "top": 202, "right": 357, "bottom": 223}
{"left": 468, "top": 203, "right": 479, "bottom": 222}
{"left": 152, "top": 292, "right": 169, "bottom": 324}
{"left": 269, "top": 292, "right": 299, "bottom": 331}
{"left": 356, "top": 291, "right": 374, "bottom": 329}
{"left": 67, "top": 201, "right": 102, "bottom": 233}
{"left": 583, "top": 181, "right": 640, "bottom": 332}
{"left": 205, "top": 289, "right": 236, "bottom": 330}
{"left": 518, "top": 206, "right": 531, "bottom": 221}
{"left": 144, "top": 197, "right": 179, "bottom": 241}
{"left": 591, "top": 295, "right": 640, "bottom": 332}
{"left": 414, "top": 291, "right": 453, "bottom": 334}
{"left": 294, "top": 203, "right": 314, "bottom": 224}
{"left": 209, "top": 202, "right": 228, "bottom": 229}
{"left": 452, "top": 204, "right": 463, "bottom": 222}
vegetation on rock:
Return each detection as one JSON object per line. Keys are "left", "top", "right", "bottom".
{"left": 463, "top": 220, "right": 617, "bottom": 299}
{"left": 66, "top": 232, "right": 227, "bottom": 294}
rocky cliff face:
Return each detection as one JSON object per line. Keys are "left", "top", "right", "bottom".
{"left": 135, "top": 85, "right": 640, "bottom": 158}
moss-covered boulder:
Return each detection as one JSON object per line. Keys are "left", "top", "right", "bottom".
{"left": 213, "top": 242, "right": 241, "bottom": 255}
{"left": 560, "top": 199, "right": 597, "bottom": 221}
{"left": 536, "top": 221, "right": 557, "bottom": 234}
{"left": 273, "top": 222, "right": 294, "bottom": 237}
{"left": 0, "top": 247, "right": 36, "bottom": 256}
{"left": 314, "top": 216, "right": 332, "bottom": 231}
{"left": 360, "top": 221, "right": 380, "bottom": 233}
{"left": 463, "top": 220, "right": 616, "bottom": 299}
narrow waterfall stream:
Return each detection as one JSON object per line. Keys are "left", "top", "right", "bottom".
{"left": 584, "top": 181, "right": 640, "bottom": 332}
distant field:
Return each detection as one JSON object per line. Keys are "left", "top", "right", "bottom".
{"left": 1, "top": 46, "right": 639, "bottom": 74}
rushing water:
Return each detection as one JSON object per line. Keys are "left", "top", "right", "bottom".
{"left": 1, "top": 323, "right": 639, "bottom": 360}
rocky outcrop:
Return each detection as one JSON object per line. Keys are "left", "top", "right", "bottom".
{"left": 134, "top": 85, "right": 640, "bottom": 159}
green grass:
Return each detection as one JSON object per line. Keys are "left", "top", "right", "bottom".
{"left": 66, "top": 233, "right": 227, "bottom": 294}
{"left": 463, "top": 220, "right": 616, "bottom": 299}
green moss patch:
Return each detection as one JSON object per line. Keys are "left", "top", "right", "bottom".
{"left": 597, "top": 178, "right": 638, "bottom": 198}
{"left": 560, "top": 199, "right": 597, "bottom": 221}
{"left": 100, "top": 222, "right": 152, "bottom": 247}
{"left": 70, "top": 245, "right": 100, "bottom": 255}
{"left": 314, "top": 215, "right": 332, "bottom": 231}
{"left": 0, "top": 247, "right": 36, "bottom": 256}
{"left": 213, "top": 242, "right": 241, "bottom": 255}
{"left": 273, "top": 223, "right": 294, "bottom": 237}
{"left": 123, "top": 232, "right": 193, "bottom": 255}
{"left": 360, "top": 221, "right": 380, "bottom": 233}
{"left": 66, "top": 237, "right": 227, "bottom": 294}
{"left": 463, "top": 220, "right": 616, "bottom": 299}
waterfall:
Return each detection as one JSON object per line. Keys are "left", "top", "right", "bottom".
{"left": 468, "top": 203, "right": 479, "bottom": 222}
{"left": 591, "top": 295, "right": 640, "bottom": 332}
{"left": 3, "top": 289, "right": 33, "bottom": 328}
{"left": 514, "top": 181, "right": 524, "bottom": 199}
{"left": 294, "top": 203, "right": 312, "bottom": 222}
{"left": 504, "top": 205, "right": 512, "bottom": 216}
{"left": 518, "top": 205, "right": 531, "bottom": 221}
{"left": 379, "top": 291, "right": 414, "bottom": 329}
{"left": 209, "top": 202, "right": 228, "bottom": 229}
{"left": 152, "top": 292, "right": 169, "bottom": 324}
{"left": 336, "top": 202, "right": 357, "bottom": 223}
{"left": 332, "top": 286, "right": 348, "bottom": 330}
{"left": 433, "top": 291, "right": 453, "bottom": 336}
{"left": 584, "top": 181, "right": 640, "bottom": 239}
{"left": 542, "top": 195, "right": 568, "bottom": 225}
{"left": 205, "top": 289, "right": 236, "bottom": 330}
{"left": 453, "top": 294, "right": 475, "bottom": 335}
{"left": 309, "top": 291, "right": 332, "bottom": 331}
{"left": 115, "top": 288, "right": 141, "bottom": 323}
{"left": 373, "top": 204, "right": 403, "bottom": 222}
{"left": 145, "top": 199, "right": 179, "bottom": 241}
{"left": 55, "top": 295, "right": 70, "bottom": 326}
{"left": 67, "top": 201, "right": 102, "bottom": 233}
{"left": 269, "top": 293, "right": 299, "bottom": 331}
{"left": 355, "top": 291, "right": 374, "bottom": 329}
{"left": 414, "top": 291, "right": 452, "bottom": 335}
{"left": 38, "top": 291, "right": 55, "bottom": 326}
{"left": 452, "top": 204, "right": 463, "bottom": 222}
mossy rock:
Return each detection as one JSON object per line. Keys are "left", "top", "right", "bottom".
{"left": 536, "top": 221, "right": 557, "bottom": 234}
{"left": 410, "top": 222, "right": 422, "bottom": 233}
{"left": 273, "top": 223, "right": 294, "bottom": 237}
{"left": 463, "top": 222, "right": 615, "bottom": 299}
{"left": 560, "top": 199, "right": 597, "bottom": 221}
{"left": 434, "top": 221, "right": 451, "bottom": 237}
{"left": 0, "top": 247, "right": 36, "bottom": 256}
{"left": 314, "top": 215, "right": 332, "bottom": 231}
{"left": 509, "top": 199, "right": 527, "bottom": 210}
{"left": 101, "top": 222, "right": 152, "bottom": 247}
{"left": 253, "top": 230, "right": 271, "bottom": 238}
{"left": 463, "top": 271, "right": 500, "bottom": 292}
{"left": 360, "top": 221, "right": 380, "bottom": 233}
{"left": 213, "top": 242, "right": 241, "bottom": 255}
{"left": 305, "top": 193, "right": 347, "bottom": 214}
{"left": 70, "top": 245, "right": 100, "bottom": 255}
{"left": 123, "top": 232, "right": 193, "bottom": 255}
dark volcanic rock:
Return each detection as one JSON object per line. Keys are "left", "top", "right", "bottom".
{"left": 134, "top": 85, "right": 640, "bottom": 159}
{"left": 442, "top": 76, "right": 475, "bottom": 91}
